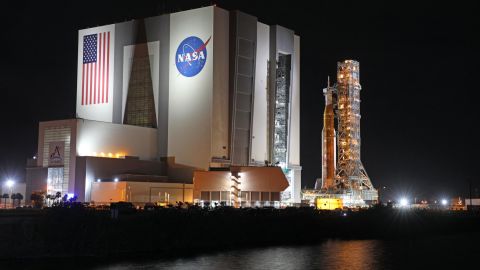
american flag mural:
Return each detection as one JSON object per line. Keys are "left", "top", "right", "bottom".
{"left": 81, "top": 32, "right": 110, "bottom": 105}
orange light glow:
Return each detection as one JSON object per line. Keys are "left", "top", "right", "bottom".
{"left": 92, "top": 151, "right": 126, "bottom": 158}
{"left": 115, "top": 152, "right": 126, "bottom": 158}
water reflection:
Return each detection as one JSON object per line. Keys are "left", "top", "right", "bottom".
{"left": 93, "top": 239, "right": 384, "bottom": 270}
{"left": 313, "top": 239, "right": 384, "bottom": 270}
{"left": 11, "top": 234, "right": 480, "bottom": 269}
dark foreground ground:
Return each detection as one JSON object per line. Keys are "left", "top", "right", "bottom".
{"left": 1, "top": 206, "right": 479, "bottom": 260}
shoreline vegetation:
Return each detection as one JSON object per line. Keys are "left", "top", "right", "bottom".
{"left": 1, "top": 205, "right": 479, "bottom": 260}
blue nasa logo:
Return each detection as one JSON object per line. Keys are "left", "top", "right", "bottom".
{"left": 175, "top": 36, "right": 211, "bottom": 77}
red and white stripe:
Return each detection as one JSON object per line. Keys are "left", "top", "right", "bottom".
{"left": 81, "top": 31, "right": 110, "bottom": 105}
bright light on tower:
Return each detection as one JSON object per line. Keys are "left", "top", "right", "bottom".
{"left": 399, "top": 198, "right": 408, "bottom": 207}
{"left": 6, "top": 180, "right": 14, "bottom": 188}
{"left": 114, "top": 178, "right": 119, "bottom": 182}
{"left": 441, "top": 199, "right": 448, "bottom": 206}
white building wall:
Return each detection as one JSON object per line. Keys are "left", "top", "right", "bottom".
{"left": 76, "top": 119, "right": 158, "bottom": 160}
{"left": 168, "top": 7, "right": 214, "bottom": 170}
{"left": 289, "top": 35, "right": 301, "bottom": 166}
{"left": 292, "top": 167, "right": 302, "bottom": 203}
{"left": 289, "top": 35, "right": 302, "bottom": 203}
{"left": 251, "top": 22, "right": 270, "bottom": 164}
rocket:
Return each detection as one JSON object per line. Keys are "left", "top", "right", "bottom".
{"left": 321, "top": 77, "right": 336, "bottom": 190}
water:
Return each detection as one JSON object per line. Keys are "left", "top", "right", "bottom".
{"left": 8, "top": 233, "right": 480, "bottom": 269}
{"left": 97, "top": 240, "right": 385, "bottom": 270}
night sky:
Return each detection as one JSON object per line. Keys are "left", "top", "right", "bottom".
{"left": 1, "top": 0, "right": 478, "bottom": 201}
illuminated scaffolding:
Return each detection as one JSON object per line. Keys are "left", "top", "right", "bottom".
{"left": 273, "top": 54, "right": 293, "bottom": 202}
{"left": 333, "top": 60, "right": 377, "bottom": 203}
{"left": 273, "top": 54, "right": 291, "bottom": 166}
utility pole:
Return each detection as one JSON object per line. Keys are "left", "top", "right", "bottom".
{"left": 469, "top": 178, "right": 473, "bottom": 212}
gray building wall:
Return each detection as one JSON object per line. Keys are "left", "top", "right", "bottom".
{"left": 229, "top": 11, "right": 257, "bottom": 166}
{"left": 212, "top": 7, "right": 230, "bottom": 161}
{"left": 112, "top": 15, "right": 170, "bottom": 158}
{"left": 147, "top": 16, "right": 170, "bottom": 158}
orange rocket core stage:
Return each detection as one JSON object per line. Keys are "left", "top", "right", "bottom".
{"left": 321, "top": 87, "right": 336, "bottom": 190}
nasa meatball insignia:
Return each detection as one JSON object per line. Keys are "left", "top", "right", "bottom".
{"left": 175, "top": 36, "right": 211, "bottom": 77}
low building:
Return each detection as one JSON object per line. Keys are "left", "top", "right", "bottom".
{"left": 194, "top": 166, "right": 288, "bottom": 207}
{"left": 464, "top": 198, "right": 480, "bottom": 211}
{"left": 91, "top": 179, "right": 193, "bottom": 206}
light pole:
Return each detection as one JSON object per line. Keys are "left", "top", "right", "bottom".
{"left": 6, "top": 179, "right": 14, "bottom": 208}
{"left": 468, "top": 178, "right": 473, "bottom": 212}
{"left": 378, "top": 186, "right": 387, "bottom": 205}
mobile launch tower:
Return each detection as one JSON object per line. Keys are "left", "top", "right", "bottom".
{"left": 316, "top": 60, "right": 378, "bottom": 206}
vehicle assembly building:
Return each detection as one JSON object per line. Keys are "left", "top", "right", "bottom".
{"left": 308, "top": 60, "right": 377, "bottom": 207}
{"left": 25, "top": 6, "right": 301, "bottom": 206}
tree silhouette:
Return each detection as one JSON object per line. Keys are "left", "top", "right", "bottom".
{"left": 10, "top": 193, "right": 17, "bottom": 207}
{"left": 15, "top": 193, "right": 23, "bottom": 206}
{"left": 2, "top": 193, "right": 9, "bottom": 208}
{"left": 55, "top": 192, "right": 61, "bottom": 206}
{"left": 46, "top": 194, "right": 52, "bottom": 207}
{"left": 30, "top": 193, "right": 45, "bottom": 208}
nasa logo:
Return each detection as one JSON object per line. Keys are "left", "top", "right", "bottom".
{"left": 175, "top": 36, "right": 211, "bottom": 77}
